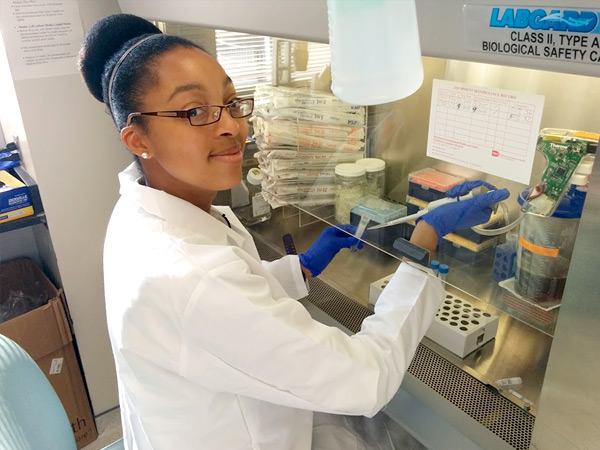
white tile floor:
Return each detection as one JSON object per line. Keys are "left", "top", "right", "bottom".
{"left": 82, "top": 407, "right": 122, "bottom": 450}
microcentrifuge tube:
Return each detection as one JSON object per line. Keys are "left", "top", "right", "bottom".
{"left": 351, "top": 215, "right": 370, "bottom": 252}
{"left": 438, "top": 264, "right": 449, "bottom": 281}
{"left": 496, "top": 377, "right": 522, "bottom": 387}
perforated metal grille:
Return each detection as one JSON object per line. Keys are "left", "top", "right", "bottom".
{"left": 255, "top": 239, "right": 288, "bottom": 263}
{"left": 254, "top": 236, "right": 534, "bottom": 450}
{"left": 409, "top": 345, "right": 534, "bottom": 450}
{"left": 255, "top": 239, "right": 370, "bottom": 332}
{"left": 305, "top": 277, "right": 372, "bottom": 333}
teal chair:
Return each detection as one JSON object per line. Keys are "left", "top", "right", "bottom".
{"left": 0, "top": 334, "right": 125, "bottom": 450}
{"left": 0, "top": 333, "right": 76, "bottom": 449}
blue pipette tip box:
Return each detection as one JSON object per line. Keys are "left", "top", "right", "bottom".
{"left": 351, "top": 195, "right": 407, "bottom": 224}
{"left": 350, "top": 196, "right": 407, "bottom": 249}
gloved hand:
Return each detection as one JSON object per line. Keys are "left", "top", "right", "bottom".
{"left": 446, "top": 180, "right": 497, "bottom": 198}
{"left": 299, "top": 225, "right": 362, "bottom": 277}
{"left": 419, "top": 189, "right": 510, "bottom": 241}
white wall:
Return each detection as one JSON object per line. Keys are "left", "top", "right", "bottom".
{"left": 0, "top": 0, "right": 126, "bottom": 414}
{"left": 0, "top": 29, "right": 35, "bottom": 177}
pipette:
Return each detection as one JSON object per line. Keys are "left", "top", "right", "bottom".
{"left": 368, "top": 186, "right": 489, "bottom": 231}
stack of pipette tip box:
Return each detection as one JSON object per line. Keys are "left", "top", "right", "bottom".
{"left": 251, "top": 85, "right": 366, "bottom": 208}
{"left": 406, "top": 168, "right": 502, "bottom": 268}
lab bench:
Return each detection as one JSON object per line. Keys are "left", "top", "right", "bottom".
{"left": 248, "top": 206, "right": 549, "bottom": 450}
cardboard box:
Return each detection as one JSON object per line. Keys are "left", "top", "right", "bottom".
{"left": 0, "top": 258, "right": 98, "bottom": 448}
{"left": 0, "top": 170, "right": 34, "bottom": 224}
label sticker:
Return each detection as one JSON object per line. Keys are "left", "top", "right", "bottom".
{"left": 574, "top": 131, "right": 600, "bottom": 140}
{"left": 252, "top": 194, "right": 271, "bottom": 217}
{"left": 464, "top": 5, "right": 600, "bottom": 65}
{"left": 519, "top": 236, "right": 559, "bottom": 257}
{"left": 49, "top": 358, "right": 64, "bottom": 375}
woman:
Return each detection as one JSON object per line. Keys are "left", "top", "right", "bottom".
{"left": 78, "top": 14, "right": 508, "bottom": 450}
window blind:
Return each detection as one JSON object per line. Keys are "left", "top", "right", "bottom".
{"left": 215, "top": 30, "right": 330, "bottom": 96}
{"left": 291, "top": 42, "right": 331, "bottom": 83}
{"left": 215, "top": 30, "right": 272, "bottom": 97}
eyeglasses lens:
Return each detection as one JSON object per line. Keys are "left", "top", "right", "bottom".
{"left": 230, "top": 100, "right": 253, "bottom": 118}
{"left": 188, "top": 99, "right": 253, "bottom": 126}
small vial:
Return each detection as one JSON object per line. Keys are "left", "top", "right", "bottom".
{"left": 351, "top": 214, "right": 370, "bottom": 252}
{"left": 505, "top": 232, "right": 518, "bottom": 250}
{"left": 429, "top": 260, "right": 440, "bottom": 276}
{"left": 507, "top": 389, "right": 534, "bottom": 407}
{"left": 438, "top": 264, "right": 449, "bottom": 281}
{"left": 496, "top": 377, "right": 523, "bottom": 387}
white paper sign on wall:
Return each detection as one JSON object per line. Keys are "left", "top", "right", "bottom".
{"left": 0, "top": 0, "right": 85, "bottom": 80}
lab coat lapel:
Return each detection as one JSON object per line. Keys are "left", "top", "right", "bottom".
{"left": 212, "top": 205, "right": 261, "bottom": 260}
{"left": 118, "top": 163, "right": 257, "bottom": 255}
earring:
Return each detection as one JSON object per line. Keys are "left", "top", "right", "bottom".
{"left": 141, "top": 152, "right": 149, "bottom": 159}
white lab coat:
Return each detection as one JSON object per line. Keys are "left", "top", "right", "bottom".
{"left": 103, "top": 163, "right": 444, "bottom": 450}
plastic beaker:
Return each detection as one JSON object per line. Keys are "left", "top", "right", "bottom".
{"left": 515, "top": 214, "right": 579, "bottom": 302}
{"left": 515, "top": 186, "right": 586, "bottom": 302}
{"left": 327, "top": 0, "right": 424, "bottom": 105}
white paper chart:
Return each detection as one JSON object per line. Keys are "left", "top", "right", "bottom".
{"left": 427, "top": 79, "right": 545, "bottom": 184}
{"left": 0, "top": 0, "right": 85, "bottom": 80}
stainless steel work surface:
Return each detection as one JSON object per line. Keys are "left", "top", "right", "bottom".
{"left": 249, "top": 206, "right": 552, "bottom": 413}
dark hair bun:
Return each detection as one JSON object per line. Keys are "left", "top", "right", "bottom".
{"left": 78, "top": 14, "right": 161, "bottom": 102}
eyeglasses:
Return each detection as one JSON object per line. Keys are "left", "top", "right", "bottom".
{"left": 126, "top": 98, "right": 254, "bottom": 127}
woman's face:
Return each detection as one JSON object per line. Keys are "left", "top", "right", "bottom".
{"left": 134, "top": 46, "right": 248, "bottom": 195}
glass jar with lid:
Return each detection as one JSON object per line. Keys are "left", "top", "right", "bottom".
{"left": 334, "top": 163, "right": 366, "bottom": 223}
{"left": 356, "top": 158, "right": 386, "bottom": 197}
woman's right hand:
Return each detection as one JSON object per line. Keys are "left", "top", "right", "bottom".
{"left": 419, "top": 188, "right": 510, "bottom": 241}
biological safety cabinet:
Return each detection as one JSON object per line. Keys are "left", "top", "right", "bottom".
{"left": 118, "top": 1, "right": 599, "bottom": 449}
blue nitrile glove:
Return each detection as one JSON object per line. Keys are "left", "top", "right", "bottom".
{"left": 419, "top": 189, "right": 510, "bottom": 241}
{"left": 299, "top": 225, "right": 362, "bottom": 277}
{"left": 446, "top": 180, "right": 496, "bottom": 198}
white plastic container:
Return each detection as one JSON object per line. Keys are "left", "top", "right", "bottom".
{"left": 327, "top": 0, "right": 424, "bottom": 105}
{"left": 233, "top": 168, "right": 272, "bottom": 226}
{"left": 334, "top": 163, "right": 366, "bottom": 223}
{"left": 356, "top": 158, "right": 386, "bottom": 197}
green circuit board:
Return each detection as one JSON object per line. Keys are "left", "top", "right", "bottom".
{"left": 523, "top": 137, "right": 588, "bottom": 216}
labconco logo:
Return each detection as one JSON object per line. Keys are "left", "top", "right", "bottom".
{"left": 490, "top": 8, "right": 600, "bottom": 33}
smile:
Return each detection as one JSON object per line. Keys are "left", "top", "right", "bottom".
{"left": 209, "top": 148, "right": 243, "bottom": 163}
